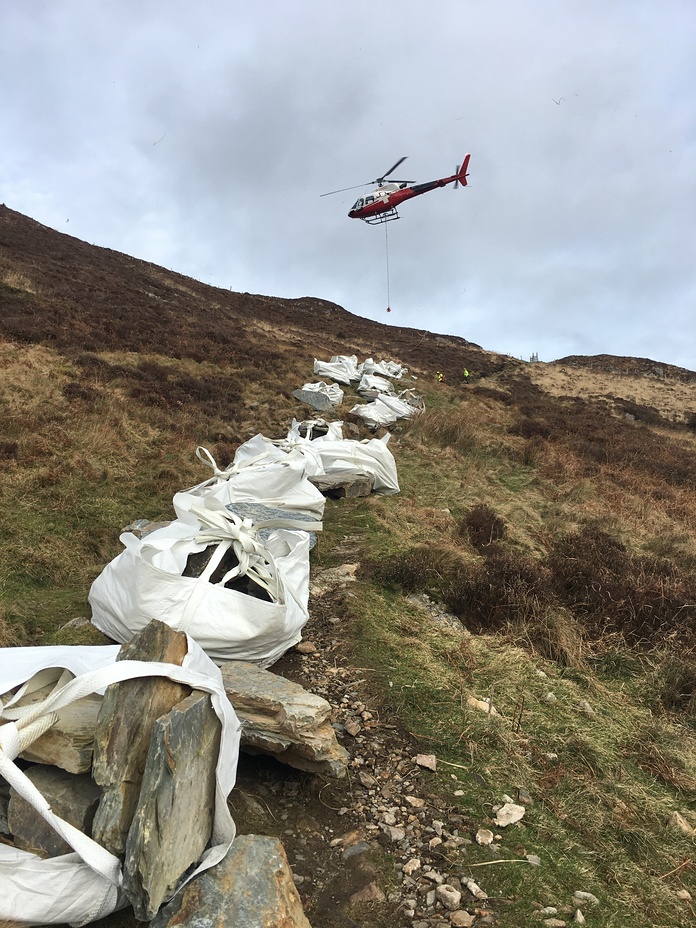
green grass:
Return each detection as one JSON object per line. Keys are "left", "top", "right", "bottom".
{"left": 342, "top": 579, "right": 695, "bottom": 927}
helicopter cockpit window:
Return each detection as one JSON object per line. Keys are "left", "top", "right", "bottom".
{"left": 365, "top": 196, "right": 374, "bottom": 204}
{"left": 352, "top": 198, "right": 364, "bottom": 210}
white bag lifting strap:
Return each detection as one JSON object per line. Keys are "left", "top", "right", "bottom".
{"left": 0, "top": 657, "right": 238, "bottom": 892}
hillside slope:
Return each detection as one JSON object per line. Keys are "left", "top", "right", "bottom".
{"left": 0, "top": 206, "right": 694, "bottom": 928}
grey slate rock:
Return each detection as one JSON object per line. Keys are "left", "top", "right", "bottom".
{"left": 309, "top": 471, "right": 374, "bottom": 499}
{"left": 8, "top": 765, "right": 101, "bottom": 857}
{"left": 123, "top": 690, "right": 221, "bottom": 921}
{"left": 220, "top": 660, "right": 348, "bottom": 778}
{"left": 150, "top": 834, "right": 312, "bottom": 928}
{"left": 0, "top": 779, "right": 10, "bottom": 835}
{"left": 122, "top": 518, "right": 172, "bottom": 538}
{"left": 183, "top": 543, "right": 273, "bottom": 600}
{"left": 91, "top": 620, "right": 190, "bottom": 855}
{"left": 292, "top": 389, "right": 334, "bottom": 412}
{"left": 227, "top": 501, "right": 319, "bottom": 549}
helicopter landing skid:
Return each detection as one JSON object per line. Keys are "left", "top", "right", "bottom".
{"left": 362, "top": 208, "right": 400, "bottom": 225}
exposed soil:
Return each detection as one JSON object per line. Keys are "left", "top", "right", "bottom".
{"left": 92, "top": 568, "right": 478, "bottom": 928}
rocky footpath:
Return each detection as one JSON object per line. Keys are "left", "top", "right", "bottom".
{"left": 234, "top": 568, "right": 619, "bottom": 928}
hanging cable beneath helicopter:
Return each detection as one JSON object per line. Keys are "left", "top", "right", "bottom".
{"left": 385, "top": 221, "right": 391, "bottom": 313}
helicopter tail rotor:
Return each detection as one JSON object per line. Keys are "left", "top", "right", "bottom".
{"left": 453, "top": 154, "right": 471, "bottom": 189}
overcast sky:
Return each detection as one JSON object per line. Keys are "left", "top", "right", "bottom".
{"left": 2, "top": 1, "right": 695, "bottom": 368}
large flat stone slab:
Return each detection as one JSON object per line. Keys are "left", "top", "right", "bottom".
{"left": 18, "top": 687, "right": 102, "bottom": 774}
{"left": 292, "top": 389, "right": 334, "bottom": 412}
{"left": 309, "top": 471, "right": 374, "bottom": 499}
{"left": 123, "top": 689, "right": 221, "bottom": 921}
{"left": 220, "top": 661, "right": 348, "bottom": 778}
{"left": 150, "top": 834, "right": 312, "bottom": 928}
{"left": 8, "top": 765, "right": 101, "bottom": 858}
{"left": 91, "top": 620, "right": 191, "bottom": 855}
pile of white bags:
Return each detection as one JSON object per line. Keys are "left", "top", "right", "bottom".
{"left": 87, "top": 353, "right": 405, "bottom": 669}
{"left": 312, "top": 355, "right": 407, "bottom": 385}
{"left": 89, "top": 499, "right": 319, "bottom": 667}
{"left": 172, "top": 442, "right": 327, "bottom": 521}
{"left": 0, "top": 638, "right": 240, "bottom": 926}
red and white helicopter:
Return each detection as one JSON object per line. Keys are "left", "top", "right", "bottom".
{"left": 321, "top": 154, "right": 471, "bottom": 224}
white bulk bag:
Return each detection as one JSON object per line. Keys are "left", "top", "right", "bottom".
{"left": 286, "top": 419, "right": 345, "bottom": 442}
{"left": 357, "top": 373, "right": 396, "bottom": 396}
{"left": 300, "top": 381, "right": 345, "bottom": 405}
{"left": 361, "top": 357, "right": 407, "bottom": 379}
{"left": 284, "top": 433, "right": 400, "bottom": 495}
{"left": 172, "top": 443, "right": 326, "bottom": 522}
{"left": 89, "top": 501, "right": 319, "bottom": 667}
{"left": 0, "top": 639, "right": 240, "bottom": 927}
{"left": 350, "top": 392, "right": 424, "bottom": 429}
{"left": 312, "top": 355, "right": 360, "bottom": 385}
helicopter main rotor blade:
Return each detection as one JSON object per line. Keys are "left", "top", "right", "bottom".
{"left": 320, "top": 182, "right": 371, "bottom": 197}
{"left": 376, "top": 156, "right": 407, "bottom": 183}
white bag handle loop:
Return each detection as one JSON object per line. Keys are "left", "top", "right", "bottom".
{"left": 0, "top": 657, "right": 238, "bottom": 890}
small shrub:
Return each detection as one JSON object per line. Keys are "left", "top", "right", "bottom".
{"left": 0, "top": 440, "right": 19, "bottom": 460}
{"left": 649, "top": 652, "right": 696, "bottom": 719}
{"left": 62, "top": 381, "right": 101, "bottom": 403}
{"left": 508, "top": 417, "right": 551, "bottom": 440}
{"left": 548, "top": 527, "right": 696, "bottom": 646}
{"left": 459, "top": 503, "right": 507, "bottom": 550}
{"left": 368, "top": 545, "right": 466, "bottom": 596}
{"left": 513, "top": 603, "right": 585, "bottom": 666}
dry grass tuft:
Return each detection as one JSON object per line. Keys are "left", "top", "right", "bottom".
{"left": 405, "top": 405, "right": 481, "bottom": 455}
{"left": 622, "top": 719, "right": 696, "bottom": 791}
{"left": 2, "top": 269, "right": 36, "bottom": 293}
{"left": 510, "top": 603, "right": 586, "bottom": 667}
{"left": 0, "top": 604, "right": 23, "bottom": 648}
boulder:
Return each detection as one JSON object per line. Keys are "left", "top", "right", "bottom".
{"left": 91, "top": 620, "right": 190, "bottom": 855}
{"left": 292, "top": 389, "right": 334, "bottom": 412}
{"left": 123, "top": 689, "right": 221, "bottom": 921}
{"left": 122, "top": 518, "right": 172, "bottom": 538}
{"left": 220, "top": 661, "right": 348, "bottom": 778}
{"left": 7, "top": 765, "right": 101, "bottom": 858}
{"left": 309, "top": 471, "right": 374, "bottom": 499}
{"left": 149, "top": 834, "right": 312, "bottom": 928}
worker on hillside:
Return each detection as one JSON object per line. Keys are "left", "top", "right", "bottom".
{"left": 462, "top": 368, "right": 470, "bottom": 383}
{"left": 437, "top": 371, "right": 444, "bottom": 383}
